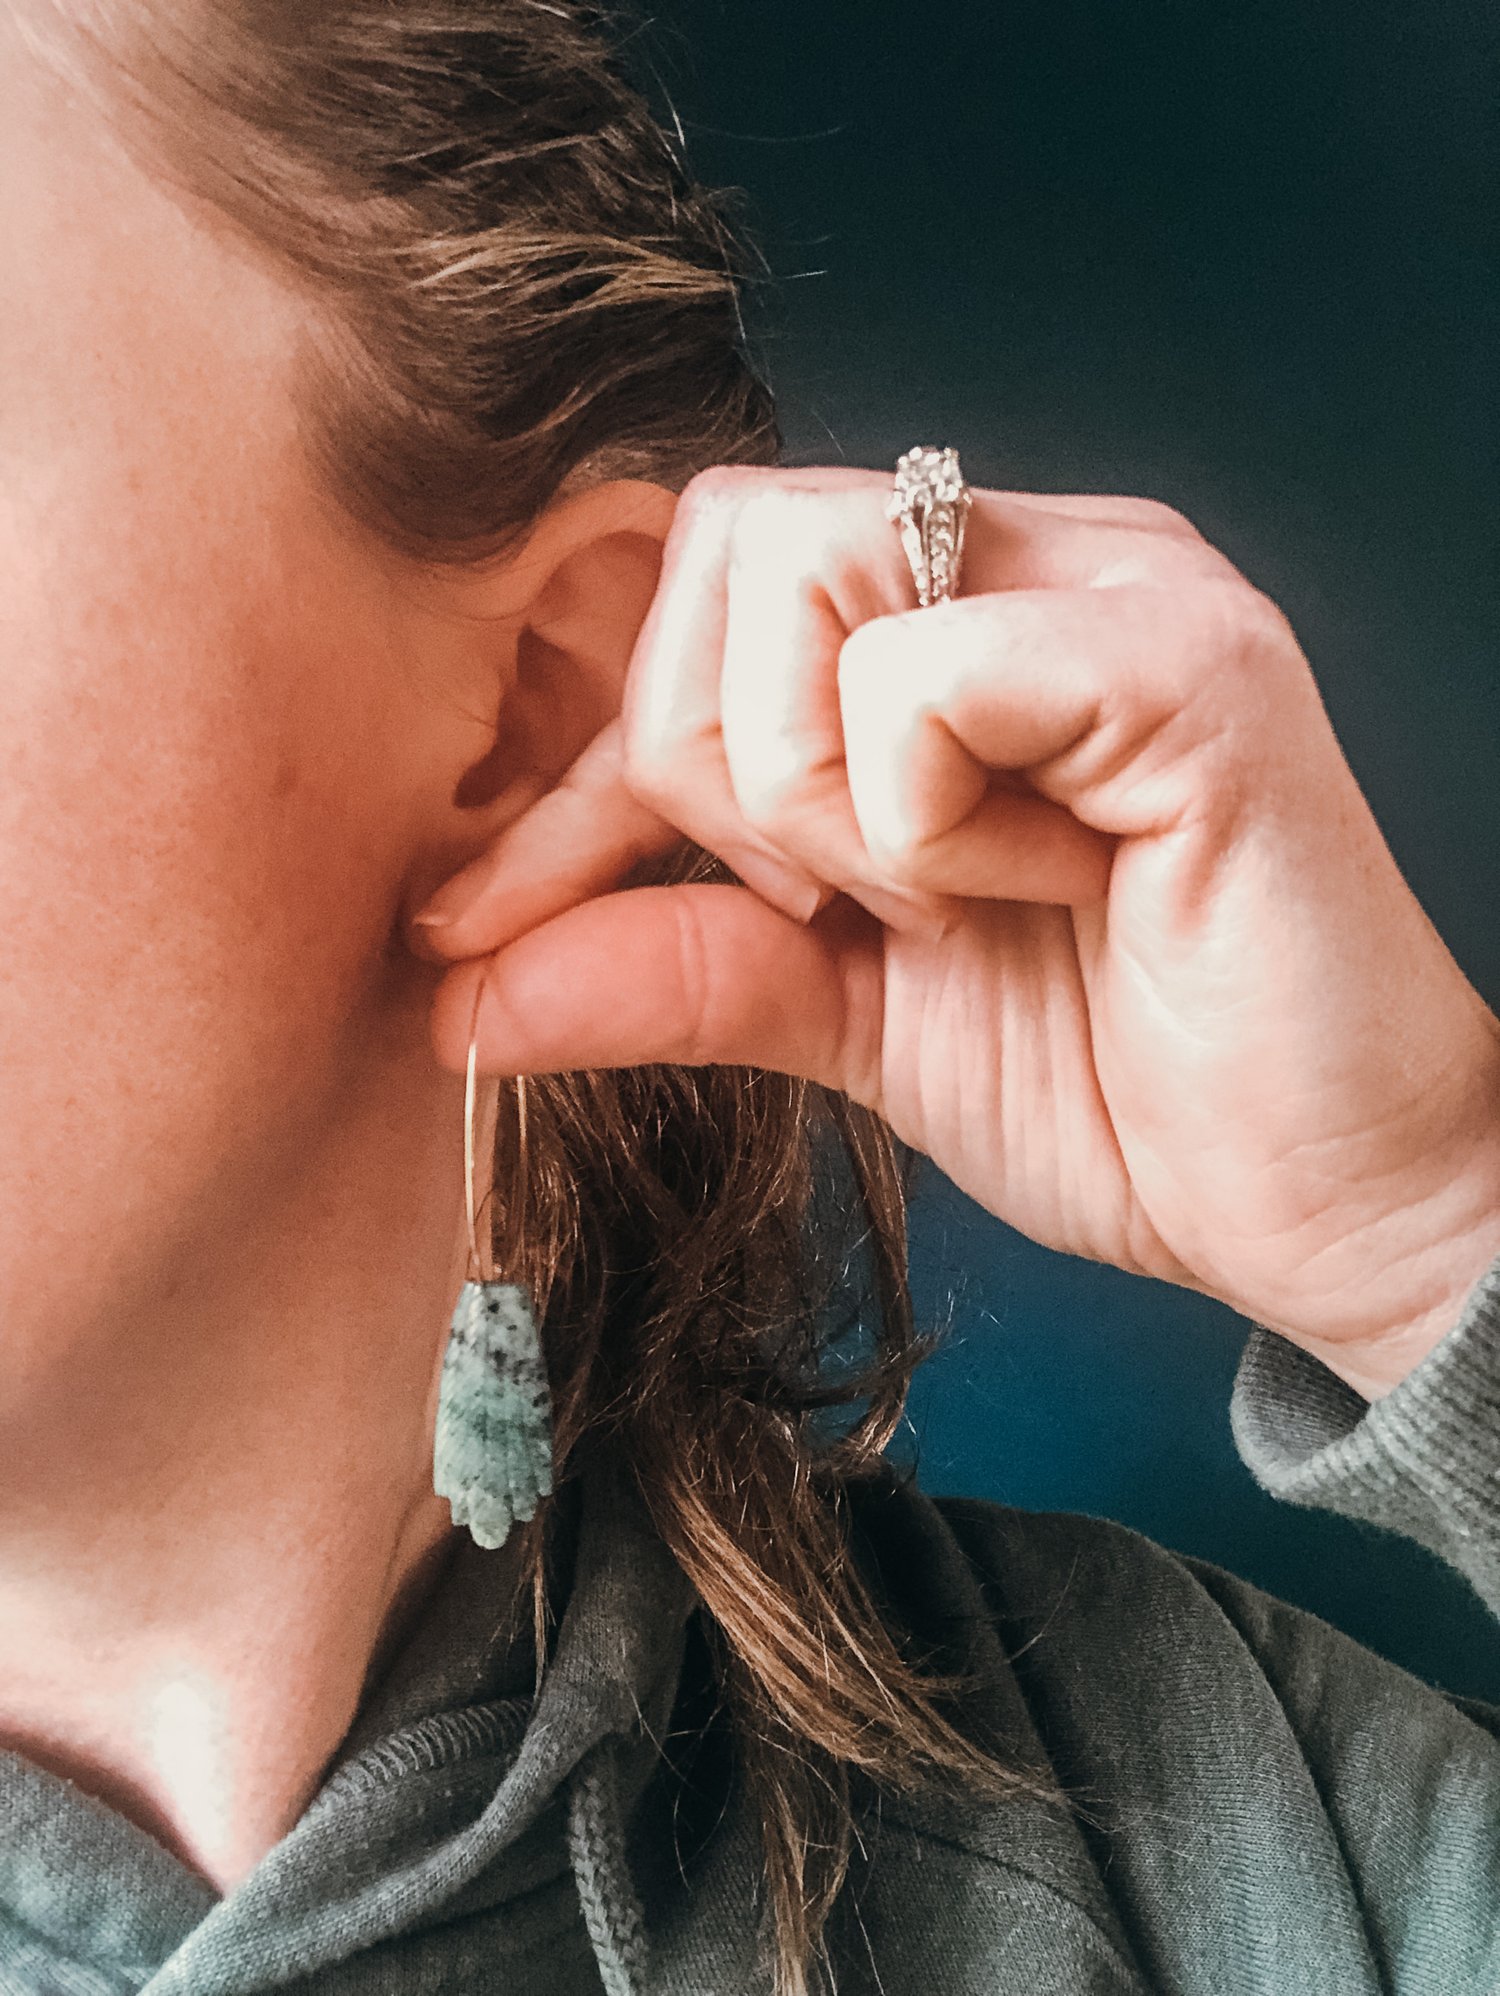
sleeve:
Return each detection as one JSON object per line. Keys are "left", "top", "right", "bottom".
{"left": 1229, "top": 1243, "right": 1500, "bottom": 1619}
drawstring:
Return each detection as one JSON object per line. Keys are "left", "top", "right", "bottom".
{"left": 566, "top": 1734, "right": 650, "bottom": 1996}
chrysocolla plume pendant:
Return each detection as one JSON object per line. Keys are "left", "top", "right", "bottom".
{"left": 433, "top": 1278, "right": 554, "bottom": 1551}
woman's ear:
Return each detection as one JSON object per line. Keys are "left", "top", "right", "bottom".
{"left": 394, "top": 477, "right": 678, "bottom": 934}
{"left": 426, "top": 475, "right": 674, "bottom": 818}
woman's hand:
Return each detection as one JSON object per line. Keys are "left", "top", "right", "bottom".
{"left": 408, "top": 467, "right": 1500, "bottom": 1399}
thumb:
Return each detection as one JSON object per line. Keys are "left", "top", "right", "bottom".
{"left": 429, "top": 882, "right": 886, "bottom": 1103}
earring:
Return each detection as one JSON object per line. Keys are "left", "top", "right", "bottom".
{"left": 432, "top": 965, "right": 554, "bottom": 1552}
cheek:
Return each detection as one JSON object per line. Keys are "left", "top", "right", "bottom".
{"left": 0, "top": 470, "right": 410, "bottom": 1331}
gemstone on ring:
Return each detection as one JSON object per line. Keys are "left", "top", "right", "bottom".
{"left": 887, "top": 446, "right": 972, "bottom": 608}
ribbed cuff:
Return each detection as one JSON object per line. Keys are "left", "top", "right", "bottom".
{"left": 1229, "top": 1246, "right": 1500, "bottom": 1617}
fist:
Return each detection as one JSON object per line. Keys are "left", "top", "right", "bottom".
{"left": 411, "top": 466, "right": 1500, "bottom": 1400}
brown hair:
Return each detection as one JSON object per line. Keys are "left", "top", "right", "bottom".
{"left": 25, "top": 4, "right": 1066, "bottom": 1988}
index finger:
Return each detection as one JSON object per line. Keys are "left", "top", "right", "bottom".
{"left": 405, "top": 718, "right": 682, "bottom": 960}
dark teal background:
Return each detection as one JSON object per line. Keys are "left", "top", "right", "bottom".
{"left": 646, "top": 1, "right": 1499, "bottom": 1699}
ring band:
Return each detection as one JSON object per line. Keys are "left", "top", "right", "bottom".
{"left": 887, "top": 446, "right": 972, "bottom": 608}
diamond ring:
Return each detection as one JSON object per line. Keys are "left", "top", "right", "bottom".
{"left": 887, "top": 446, "right": 972, "bottom": 608}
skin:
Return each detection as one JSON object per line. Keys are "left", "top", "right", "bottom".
{"left": 0, "top": 19, "right": 676, "bottom": 1890}
{"left": 4, "top": 0, "right": 1500, "bottom": 1913}
{"left": 411, "top": 474, "right": 1500, "bottom": 1403}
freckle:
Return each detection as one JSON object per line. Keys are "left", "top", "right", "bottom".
{"left": 272, "top": 757, "right": 299, "bottom": 799}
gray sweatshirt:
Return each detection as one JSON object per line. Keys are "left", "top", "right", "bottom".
{"left": 4, "top": 1250, "right": 1500, "bottom": 1995}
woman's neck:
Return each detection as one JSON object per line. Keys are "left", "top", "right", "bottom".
{"left": 0, "top": 1040, "right": 515, "bottom": 1891}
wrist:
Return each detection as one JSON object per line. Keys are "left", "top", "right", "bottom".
{"left": 1305, "top": 1263, "right": 1494, "bottom": 1403}
{"left": 1268, "top": 1016, "right": 1500, "bottom": 1401}
{"left": 1295, "top": 1196, "right": 1500, "bottom": 1403}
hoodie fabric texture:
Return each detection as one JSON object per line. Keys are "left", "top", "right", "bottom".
{"left": 4, "top": 1250, "right": 1500, "bottom": 1995}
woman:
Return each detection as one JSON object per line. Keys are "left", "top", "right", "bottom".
{"left": 1, "top": 1, "right": 1497, "bottom": 1993}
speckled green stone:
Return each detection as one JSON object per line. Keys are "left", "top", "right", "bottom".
{"left": 433, "top": 1280, "right": 554, "bottom": 1550}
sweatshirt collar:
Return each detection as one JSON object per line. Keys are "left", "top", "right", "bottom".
{"left": 0, "top": 1439, "right": 701, "bottom": 1996}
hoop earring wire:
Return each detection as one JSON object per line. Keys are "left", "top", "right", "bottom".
{"left": 463, "top": 971, "right": 529, "bottom": 1284}
{"left": 433, "top": 964, "right": 553, "bottom": 1551}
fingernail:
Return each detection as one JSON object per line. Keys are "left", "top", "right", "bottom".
{"left": 407, "top": 892, "right": 476, "bottom": 957}
{"left": 854, "top": 885, "right": 955, "bottom": 943}
{"left": 782, "top": 877, "right": 832, "bottom": 924}
{"left": 412, "top": 876, "right": 483, "bottom": 929}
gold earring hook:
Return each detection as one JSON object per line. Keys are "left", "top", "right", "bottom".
{"left": 463, "top": 962, "right": 528, "bottom": 1286}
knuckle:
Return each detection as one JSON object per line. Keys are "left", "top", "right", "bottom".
{"left": 1165, "top": 578, "right": 1302, "bottom": 760}
{"left": 677, "top": 463, "right": 772, "bottom": 528}
{"left": 678, "top": 469, "right": 824, "bottom": 590}
{"left": 726, "top": 483, "right": 815, "bottom": 568}
{"left": 1236, "top": 581, "right": 1297, "bottom": 657}
{"left": 1224, "top": 583, "right": 1306, "bottom": 718}
{"left": 1124, "top": 494, "right": 1196, "bottom": 535}
{"left": 735, "top": 760, "right": 806, "bottom": 832}
{"left": 965, "top": 587, "right": 1050, "bottom": 658}
{"left": 620, "top": 720, "right": 678, "bottom": 812}
{"left": 1193, "top": 575, "right": 1292, "bottom": 671}
{"left": 1115, "top": 504, "right": 1226, "bottom": 584}
{"left": 663, "top": 891, "right": 722, "bottom": 1068}
{"left": 1093, "top": 493, "right": 1208, "bottom": 546}
{"left": 838, "top": 606, "right": 915, "bottom": 679}
{"left": 869, "top": 839, "right": 930, "bottom": 890}
{"left": 736, "top": 744, "right": 851, "bottom": 858}
{"left": 677, "top": 463, "right": 742, "bottom": 510}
